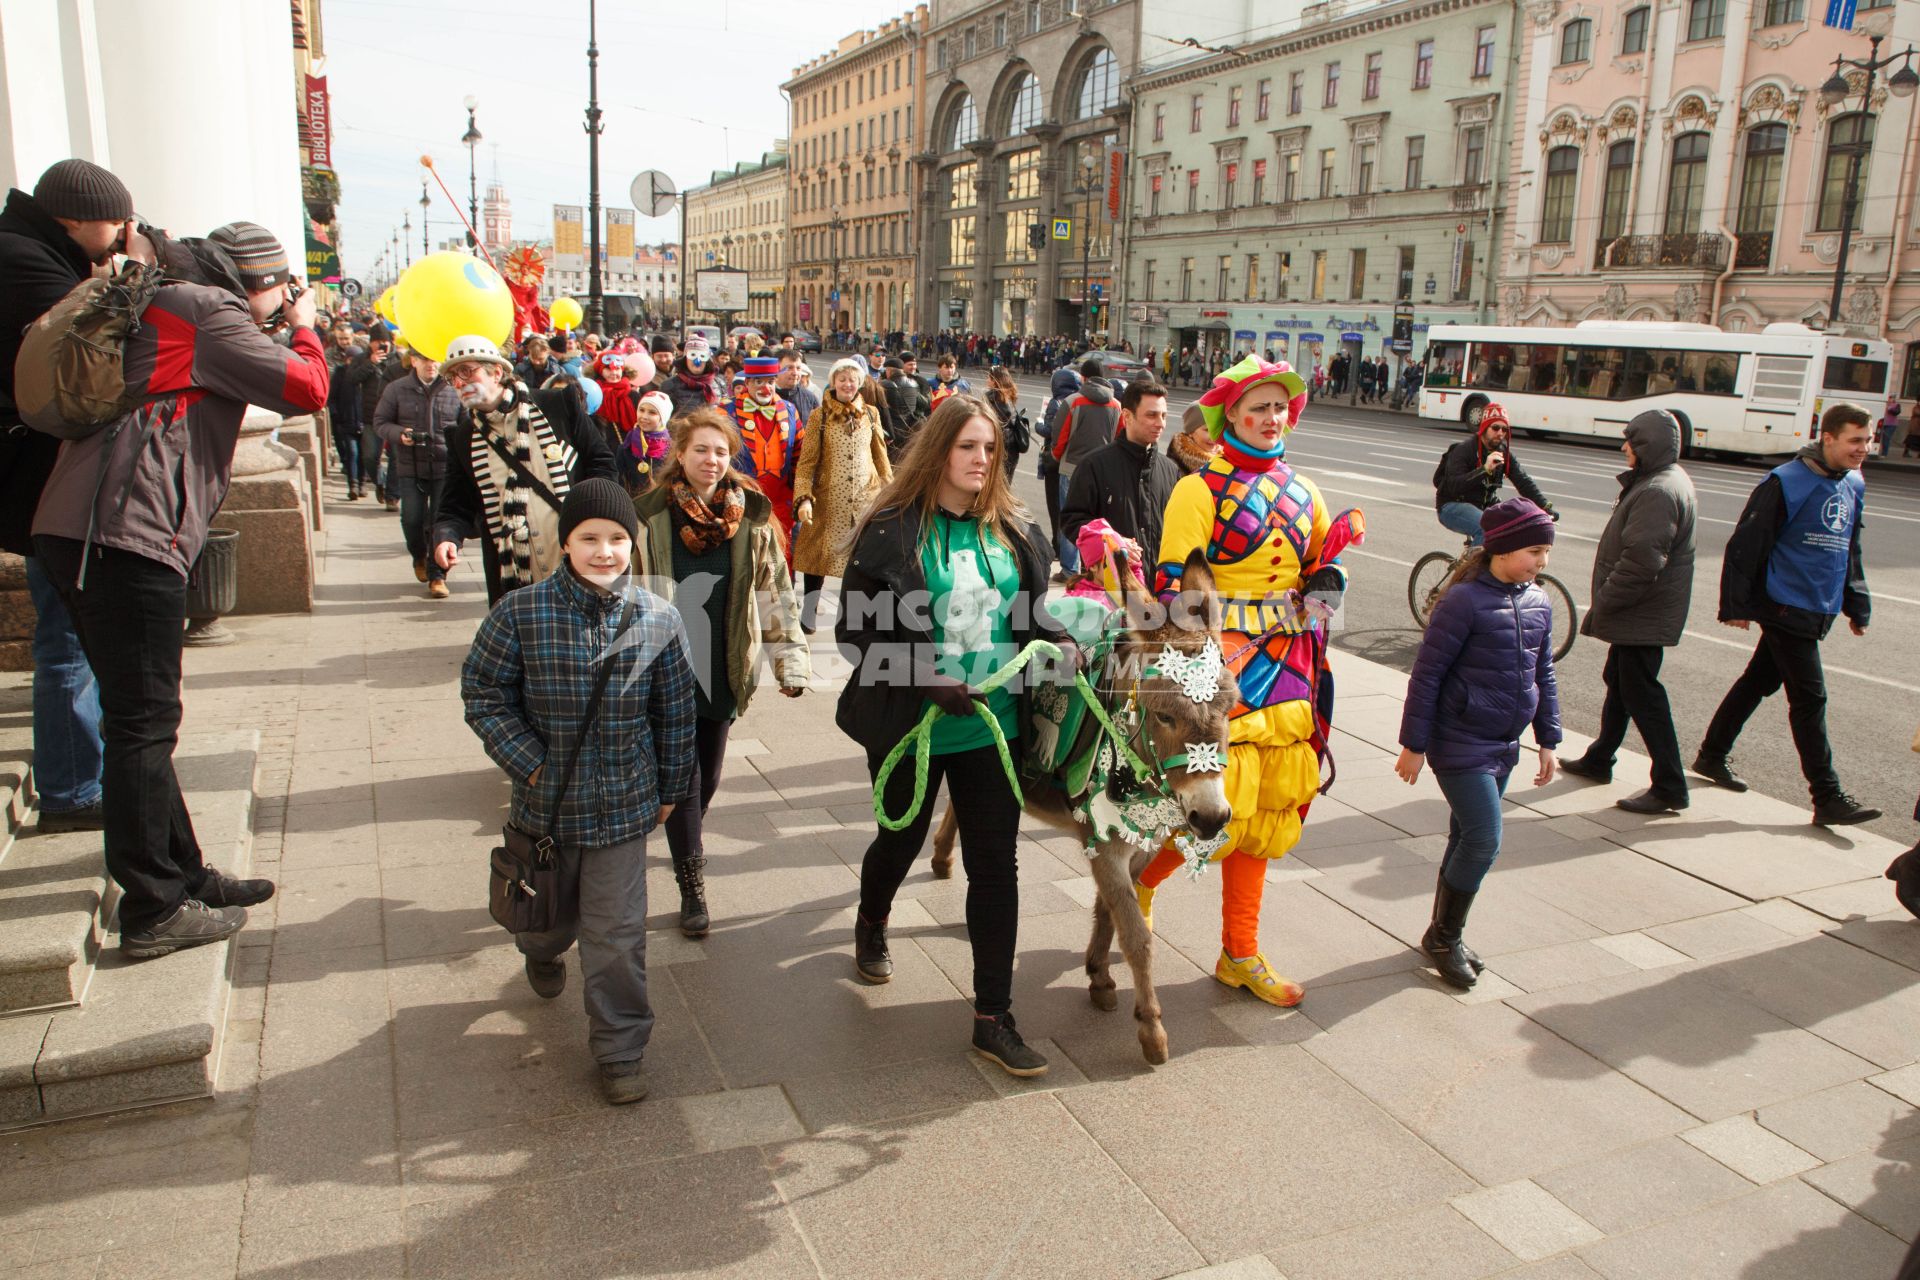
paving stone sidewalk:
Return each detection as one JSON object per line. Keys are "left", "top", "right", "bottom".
{"left": 3, "top": 488, "right": 1918, "bottom": 1280}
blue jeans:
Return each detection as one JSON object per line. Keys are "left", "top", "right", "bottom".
{"left": 332, "top": 425, "right": 361, "bottom": 493}
{"left": 1055, "top": 472, "right": 1080, "bottom": 571}
{"left": 1434, "top": 768, "right": 1510, "bottom": 895}
{"left": 25, "top": 556, "right": 103, "bottom": 812}
{"left": 1438, "top": 502, "right": 1484, "bottom": 547}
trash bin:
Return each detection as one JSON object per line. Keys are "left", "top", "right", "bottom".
{"left": 184, "top": 528, "right": 239, "bottom": 618}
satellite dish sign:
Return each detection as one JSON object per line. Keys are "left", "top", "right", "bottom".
{"left": 630, "top": 170, "right": 678, "bottom": 218}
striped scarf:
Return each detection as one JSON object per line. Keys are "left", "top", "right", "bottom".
{"left": 469, "top": 385, "right": 577, "bottom": 590}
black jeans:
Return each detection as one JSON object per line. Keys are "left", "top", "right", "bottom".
{"left": 1585, "top": 644, "right": 1687, "bottom": 799}
{"left": 1702, "top": 625, "right": 1841, "bottom": 803}
{"left": 397, "top": 474, "right": 449, "bottom": 580}
{"left": 331, "top": 425, "right": 361, "bottom": 494}
{"left": 33, "top": 536, "right": 211, "bottom": 932}
{"left": 360, "top": 431, "right": 385, "bottom": 491}
{"left": 662, "top": 716, "right": 730, "bottom": 867}
{"left": 800, "top": 573, "right": 827, "bottom": 634}
{"left": 859, "top": 742, "right": 1022, "bottom": 1016}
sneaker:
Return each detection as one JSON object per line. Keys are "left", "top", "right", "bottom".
{"left": 195, "top": 867, "right": 276, "bottom": 908}
{"left": 36, "top": 800, "right": 105, "bottom": 833}
{"left": 413, "top": 558, "right": 429, "bottom": 584}
{"left": 854, "top": 912, "right": 892, "bottom": 984}
{"left": 1813, "top": 793, "right": 1882, "bottom": 827}
{"left": 428, "top": 580, "right": 450, "bottom": 600}
{"left": 598, "top": 1058, "right": 649, "bottom": 1105}
{"left": 1558, "top": 756, "right": 1612, "bottom": 784}
{"left": 1692, "top": 753, "right": 1749, "bottom": 792}
{"left": 1215, "top": 950, "right": 1306, "bottom": 1008}
{"left": 121, "top": 900, "right": 246, "bottom": 960}
{"left": 971, "top": 1012, "right": 1049, "bottom": 1077}
{"left": 525, "top": 955, "right": 565, "bottom": 999}
{"left": 1615, "top": 789, "right": 1689, "bottom": 815}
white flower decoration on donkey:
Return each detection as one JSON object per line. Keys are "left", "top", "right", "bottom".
{"left": 1156, "top": 640, "right": 1225, "bottom": 704}
{"left": 1182, "top": 741, "right": 1223, "bottom": 773}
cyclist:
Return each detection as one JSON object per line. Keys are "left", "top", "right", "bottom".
{"left": 1432, "top": 403, "right": 1556, "bottom": 544}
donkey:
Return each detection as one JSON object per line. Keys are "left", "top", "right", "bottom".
{"left": 928, "top": 549, "right": 1237, "bottom": 1064}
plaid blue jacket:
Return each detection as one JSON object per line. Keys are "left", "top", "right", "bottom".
{"left": 462, "top": 565, "right": 697, "bottom": 849}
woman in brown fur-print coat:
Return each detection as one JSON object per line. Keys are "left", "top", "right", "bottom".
{"left": 793, "top": 357, "right": 893, "bottom": 633}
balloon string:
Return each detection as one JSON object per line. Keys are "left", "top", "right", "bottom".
{"left": 422, "top": 160, "right": 496, "bottom": 270}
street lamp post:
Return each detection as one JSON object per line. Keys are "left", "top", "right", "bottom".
{"left": 584, "top": 0, "right": 606, "bottom": 333}
{"left": 1818, "top": 34, "right": 1919, "bottom": 329}
{"left": 420, "top": 181, "right": 430, "bottom": 256}
{"left": 1070, "top": 157, "right": 1097, "bottom": 346}
{"left": 462, "top": 96, "right": 482, "bottom": 251}
{"left": 402, "top": 210, "right": 411, "bottom": 267}
{"left": 829, "top": 205, "right": 844, "bottom": 342}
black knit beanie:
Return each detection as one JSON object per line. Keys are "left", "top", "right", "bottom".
{"left": 558, "top": 478, "right": 640, "bottom": 547}
{"left": 32, "top": 159, "right": 132, "bottom": 222}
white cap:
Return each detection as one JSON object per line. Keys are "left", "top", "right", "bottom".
{"left": 442, "top": 334, "right": 512, "bottom": 369}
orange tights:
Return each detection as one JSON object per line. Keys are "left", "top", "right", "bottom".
{"left": 1138, "top": 845, "right": 1266, "bottom": 959}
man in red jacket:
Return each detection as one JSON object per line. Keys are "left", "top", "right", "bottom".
{"left": 33, "top": 221, "right": 330, "bottom": 960}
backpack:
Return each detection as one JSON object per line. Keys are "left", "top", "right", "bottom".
{"left": 1003, "top": 408, "right": 1032, "bottom": 456}
{"left": 14, "top": 258, "right": 167, "bottom": 440}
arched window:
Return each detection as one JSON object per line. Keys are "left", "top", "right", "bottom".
{"left": 1004, "top": 72, "right": 1043, "bottom": 133}
{"left": 1071, "top": 48, "right": 1119, "bottom": 120}
{"left": 943, "top": 93, "right": 979, "bottom": 151}
{"left": 1663, "top": 131, "right": 1710, "bottom": 234}
{"left": 1818, "top": 113, "right": 1874, "bottom": 232}
{"left": 1540, "top": 146, "right": 1579, "bottom": 242}
{"left": 1558, "top": 19, "right": 1592, "bottom": 65}
{"left": 1736, "top": 123, "right": 1787, "bottom": 247}
{"left": 1598, "top": 139, "right": 1635, "bottom": 242}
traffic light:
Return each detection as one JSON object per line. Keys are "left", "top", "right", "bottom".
{"left": 1027, "top": 222, "right": 1046, "bottom": 251}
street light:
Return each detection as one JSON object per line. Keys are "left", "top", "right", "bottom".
{"left": 584, "top": 0, "right": 606, "bottom": 333}
{"left": 1816, "top": 34, "right": 1917, "bottom": 329}
{"left": 402, "top": 209, "right": 411, "bottom": 267}
{"left": 461, "top": 95, "right": 482, "bottom": 250}
{"left": 1069, "top": 155, "right": 1099, "bottom": 345}
{"left": 420, "top": 180, "right": 431, "bottom": 256}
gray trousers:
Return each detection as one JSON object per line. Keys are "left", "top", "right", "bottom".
{"left": 515, "top": 833, "right": 654, "bottom": 1064}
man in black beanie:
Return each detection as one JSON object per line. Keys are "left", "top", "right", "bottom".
{"left": 0, "top": 158, "right": 146, "bottom": 833}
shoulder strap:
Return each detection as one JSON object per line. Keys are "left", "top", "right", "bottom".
{"left": 483, "top": 430, "right": 564, "bottom": 513}
{"left": 543, "top": 597, "right": 636, "bottom": 841}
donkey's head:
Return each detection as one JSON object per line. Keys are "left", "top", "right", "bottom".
{"left": 1114, "top": 549, "right": 1237, "bottom": 841}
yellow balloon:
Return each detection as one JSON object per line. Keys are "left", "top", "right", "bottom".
{"left": 549, "top": 297, "right": 583, "bottom": 331}
{"left": 374, "top": 286, "right": 398, "bottom": 323}
{"left": 392, "top": 251, "right": 513, "bottom": 362}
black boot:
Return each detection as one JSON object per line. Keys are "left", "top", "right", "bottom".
{"left": 1886, "top": 845, "right": 1920, "bottom": 918}
{"left": 674, "top": 856, "right": 710, "bottom": 939}
{"left": 1420, "top": 875, "right": 1481, "bottom": 989}
{"left": 854, "top": 912, "right": 892, "bottom": 983}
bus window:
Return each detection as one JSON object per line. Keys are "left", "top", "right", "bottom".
{"left": 1574, "top": 347, "right": 1623, "bottom": 398}
{"left": 1426, "top": 341, "right": 1464, "bottom": 388}
{"left": 1525, "top": 345, "right": 1563, "bottom": 393}
{"left": 1649, "top": 355, "right": 1679, "bottom": 394}
{"left": 1703, "top": 354, "right": 1737, "bottom": 394}
{"left": 1619, "top": 349, "right": 1653, "bottom": 398}
{"left": 1469, "top": 343, "right": 1516, "bottom": 389}
{"left": 1824, "top": 356, "right": 1888, "bottom": 395}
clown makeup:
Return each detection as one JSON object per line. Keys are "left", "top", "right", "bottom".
{"left": 1231, "top": 383, "right": 1293, "bottom": 451}
{"left": 687, "top": 349, "right": 710, "bottom": 371}
{"left": 747, "top": 375, "right": 777, "bottom": 403}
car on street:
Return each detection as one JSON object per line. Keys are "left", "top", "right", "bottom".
{"left": 1084, "top": 348, "right": 1148, "bottom": 378}
{"left": 788, "top": 328, "right": 823, "bottom": 352}
{"left": 684, "top": 324, "right": 722, "bottom": 350}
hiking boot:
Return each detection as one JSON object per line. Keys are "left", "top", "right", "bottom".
{"left": 1558, "top": 755, "right": 1612, "bottom": 784}
{"left": 599, "top": 1058, "right": 649, "bottom": 1104}
{"left": 674, "top": 856, "right": 711, "bottom": 939}
{"left": 1134, "top": 881, "right": 1155, "bottom": 934}
{"left": 971, "top": 1012, "right": 1049, "bottom": 1077}
{"left": 525, "top": 955, "right": 566, "bottom": 999}
{"left": 1813, "top": 793, "right": 1882, "bottom": 827}
{"left": 1214, "top": 951, "right": 1305, "bottom": 1007}
{"left": 853, "top": 912, "right": 892, "bottom": 983}
{"left": 195, "top": 867, "right": 276, "bottom": 908}
{"left": 36, "top": 799, "right": 105, "bottom": 833}
{"left": 428, "top": 580, "right": 450, "bottom": 600}
{"left": 413, "top": 558, "right": 429, "bottom": 583}
{"left": 1421, "top": 876, "right": 1481, "bottom": 989}
{"left": 1615, "top": 789, "right": 1689, "bottom": 815}
{"left": 121, "top": 900, "right": 246, "bottom": 960}
{"left": 1692, "top": 753, "right": 1748, "bottom": 792}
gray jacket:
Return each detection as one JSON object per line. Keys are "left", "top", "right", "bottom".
{"left": 1582, "top": 410, "right": 1697, "bottom": 647}
{"left": 374, "top": 370, "right": 460, "bottom": 480}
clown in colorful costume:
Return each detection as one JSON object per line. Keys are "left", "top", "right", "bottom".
{"left": 1137, "top": 355, "right": 1361, "bottom": 1008}
{"left": 726, "top": 356, "right": 805, "bottom": 560}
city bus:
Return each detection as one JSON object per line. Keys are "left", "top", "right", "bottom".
{"left": 1417, "top": 321, "right": 1892, "bottom": 458}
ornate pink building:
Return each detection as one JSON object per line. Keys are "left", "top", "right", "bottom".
{"left": 1496, "top": 0, "right": 1920, "bottom": 392}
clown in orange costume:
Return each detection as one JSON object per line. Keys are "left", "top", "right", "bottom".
{"left": 1136, "top": 355, "right": 1362, "bottom": 1007}
{"left": 725, "top": 355, "right": 805, "bottom": 562}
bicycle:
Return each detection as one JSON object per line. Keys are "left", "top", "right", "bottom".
{"left": 1408, "top": 539, "right": 1579, "bottom": 662}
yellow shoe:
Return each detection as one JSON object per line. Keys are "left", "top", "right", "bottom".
{"left": 1215, "top": 950, "right": 1305, "bottom": 1007}
{"left": 1134, "top": 881, "right": 1155, "bottom": 933}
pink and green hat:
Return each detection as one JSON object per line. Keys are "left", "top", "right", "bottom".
{"left": 1197, "top": 355, "right": 1309, "bottom": 441}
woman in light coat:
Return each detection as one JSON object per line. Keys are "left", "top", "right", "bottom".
{"left": 792, "top": 357, "right": 893, "bottom": 633}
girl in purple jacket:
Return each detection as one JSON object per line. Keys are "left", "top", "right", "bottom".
{"left": 1395, "top": 498, "right": 1563, "bottom": 988}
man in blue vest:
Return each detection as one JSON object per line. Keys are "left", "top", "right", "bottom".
{"left": 1695, "top": 403, "right": 1877, "bottom": 826}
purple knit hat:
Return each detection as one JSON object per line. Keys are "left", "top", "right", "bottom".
{"left": 1480, "top": 498, "right": 1556, "bottom": 555}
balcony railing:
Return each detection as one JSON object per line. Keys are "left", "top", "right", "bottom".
{"left": 1733, "top": 232, "right": 1773, "bottom": 270}
{"left": 1594, "top": 233, "right": 1728, "bottom": 271}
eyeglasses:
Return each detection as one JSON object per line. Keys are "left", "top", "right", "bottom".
{"left": 445, "top": 363, "right": 491, "bottom": 386}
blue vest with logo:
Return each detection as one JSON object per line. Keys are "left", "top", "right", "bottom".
{"left": 1765, "top": 459, "right": 1862, "bottom": 616}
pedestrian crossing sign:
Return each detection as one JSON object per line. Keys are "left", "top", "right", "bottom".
{"left": 1052, "top": 218, "right": 1072, "bottom": 240}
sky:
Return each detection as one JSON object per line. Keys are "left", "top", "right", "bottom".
{"left": 324, "top": 0, "right": 920, "bottom": 284}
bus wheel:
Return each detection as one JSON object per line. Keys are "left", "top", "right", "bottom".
{"left": 1464, "top": 400, "right": 1486, "bottom": 429}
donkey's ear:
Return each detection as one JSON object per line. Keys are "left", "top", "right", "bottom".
{"left": 1168, "top": 549, "right": 1222, "bottom": 636}
{"left": 1118, "top": 548, "right": 1159, "bottom": 633}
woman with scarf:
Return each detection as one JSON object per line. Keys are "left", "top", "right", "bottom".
{"left": 619, "top": 389, "right": 674, "bottom": 494}
{"left": 1132, "top": 356, "right": 1357, "bottom": 1008}
{"left": 633, "top": 408, "right": 809, "bottom": 937}
{"left": 793, "top": 357, "right": 893, "bottom": 634}
{"left": 430, "top": 335, "right": 618, "bottom": 604}
{"left": 664, "top": 335, "right": 721, "bottom": 419}
{"left": 588, "top": 349, "right": 644, "bottom": 452}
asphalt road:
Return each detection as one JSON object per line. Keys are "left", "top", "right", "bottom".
{"left": 804, "top": 355, "right": 1920, "bottom": 842}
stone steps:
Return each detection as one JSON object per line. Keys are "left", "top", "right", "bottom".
{"left": 0, "top": 816, "right": 116, "bottom": 1016}
{"left": 0, "top": 730, "right": 259, "bottom": 1129}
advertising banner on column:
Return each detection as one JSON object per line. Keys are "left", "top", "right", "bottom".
{"left": 553, "top": 205, "right": 585, "bottom": 271}
{"left": 305, "top": 75, "right": 332, "bottom": 169}
{"left": 606, "top": 208, "right": 635, "bottom": 260}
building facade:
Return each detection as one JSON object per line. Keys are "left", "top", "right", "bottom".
{"left": 684, "top": 148, "right": 790, "bottom": 326}
{"left": 481, "top": 180, "right": 511, "bottom": 259}
{"left": 1122, "top": 0, "right": 1519, "bottom": 377}
{"left": 1496, "top": 0, "right": 1920, "bottom": 387}
{"left": 787, "top": 6, "right": 929, "bottom": 336}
